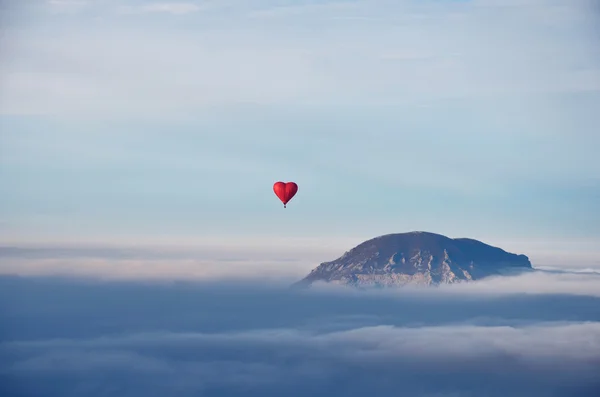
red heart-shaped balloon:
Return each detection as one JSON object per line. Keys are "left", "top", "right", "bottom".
{"left": 273, "top": 181, "right": 298, "bottom": 208}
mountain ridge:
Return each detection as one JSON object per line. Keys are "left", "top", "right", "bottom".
{"left": 293, "top": 231, "right": 532, "bottom": 288}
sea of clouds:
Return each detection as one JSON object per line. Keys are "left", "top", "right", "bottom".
{"left": 1, "top": 243, "right": 600, "bottom": 397}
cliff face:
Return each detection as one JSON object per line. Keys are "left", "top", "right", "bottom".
{"left": 294, "top": 231, "right": 532, "bottom": 288}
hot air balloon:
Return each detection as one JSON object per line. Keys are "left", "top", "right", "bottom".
{"left": 273, "top": 181, "right": 298, "bottom": 208}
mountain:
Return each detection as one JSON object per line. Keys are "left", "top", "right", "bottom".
{"left": 294, "top": 231, "right": 532, "bottom": 288}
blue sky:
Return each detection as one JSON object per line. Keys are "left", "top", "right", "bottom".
{"left": 1, "top": 0, "right": 599, "bottom": 268}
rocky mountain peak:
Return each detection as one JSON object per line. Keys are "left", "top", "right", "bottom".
{"left": 294, "top": 231, "right": 532, "bottom": 288}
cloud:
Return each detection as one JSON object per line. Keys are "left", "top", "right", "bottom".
{"left": 0, "top": 242, "right": 344, "bottom": 281}
{"left": 47, "top": 0, "right": 88, "bottom": 7}
{"left": 306, "top": 270, "right": 600, "bottom": 298}
{"left": 36, "top": 0, "right": 90, "bottom": 15}
{"left": 1, "top": 276, "right": 600, "bottom": 396}
{"left": 117, "top": 3, "right": 204, "bottom": 15}
{"left": 433, "top": 271, "right": 600, "bottom": 297}
{"left": 0, "top": 257, "right": 308, "bottom": 281}
{"left": 4, "top": 324, "right": 600, "bottom": 387}
{"left": 247, "top": 1, "right": 359, "bottom": 19}
{"left": 9, "top": 322, "right": 600, "bottom": 364}
{"left": 1, "top": 243, "right": 600, "bottom": 296}
{"left": 1, "top": 0, "right": 599, "bottom": 117}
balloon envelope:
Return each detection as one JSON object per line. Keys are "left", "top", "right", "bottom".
{"left": 273, "top": 182, "right": 298, "bottom": 207}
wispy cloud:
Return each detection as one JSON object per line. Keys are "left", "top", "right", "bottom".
{"left": 247, "top": 1, "right": 359, "bottom": 19}
{"left": 117, "top": 2, "right": 204, "bottom": 15}
{"left": 0, "top": 242, "right": 346, "bottom": 281}
{"left": 47, "top": 0, "right": 88, "bottom": 7}
{"left": 1, "top": 0, "right": 599, "bottom": 116}
{"left": 45, "top": 0, "right": 89, "bottom": 13}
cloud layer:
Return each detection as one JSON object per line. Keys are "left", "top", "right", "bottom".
{"left": 0, "top": 243, "right": 599, "bottom": 294}
{"left": 4, "top": 323, "right": 600, "bottom": 397}
{"left": 1, "top": 243, "right": 600, "bottom": 296}
{"left": 1, "top": 275, "right": 600, "bottom": 396}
